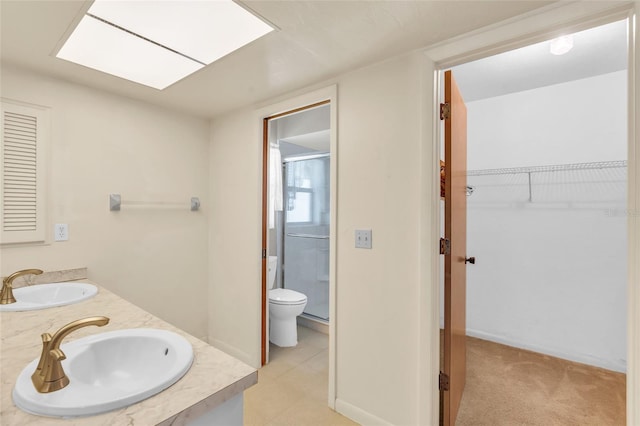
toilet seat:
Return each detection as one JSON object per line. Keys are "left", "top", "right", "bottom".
{"left": 269, "top": 288, "right": 307, "bottom": 305}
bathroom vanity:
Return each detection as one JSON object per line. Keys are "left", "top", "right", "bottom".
{"left": 0, "top": 271, "right": 257, "bottom": 425}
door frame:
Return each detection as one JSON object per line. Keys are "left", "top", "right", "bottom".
{"left": 426, "top": 3, "right": 638, "bottom": 425}
{"left": 257, "top": 85, "right": 338, "bottom": 407}
{"left": 261, "top": 99, "right": 330, "bottom": 364}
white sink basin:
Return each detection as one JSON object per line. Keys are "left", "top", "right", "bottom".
{"left": 13, "top": 328, "right": 193, "bottom": 417}
{"left": 0, "top": 282, "right": 98, "bottom": 312}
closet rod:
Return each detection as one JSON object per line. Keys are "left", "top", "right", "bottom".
{"left": 467, "top": 160, "right": 627, "bottom": 177}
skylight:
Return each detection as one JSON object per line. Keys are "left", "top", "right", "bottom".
{"left": 56, "top": 0, "right": 274, "bottom": 90}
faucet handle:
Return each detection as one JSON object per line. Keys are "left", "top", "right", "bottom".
{"left": 32, "top": 348, "right": 69, "bottom": 393}
{"left": 40, "top": 349, "right": 69, "bottom": 392}
{"left": 33, "top": 333, "right": 52, "bottom": 376}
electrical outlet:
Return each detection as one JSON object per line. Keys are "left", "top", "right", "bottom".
{"left": 54, "top": 223, "right": 68, "bottom": 242}
{"left": 355, "top": 229, "right": 372, "bottom": 249}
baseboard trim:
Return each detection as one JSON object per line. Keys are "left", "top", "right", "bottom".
{"left": 335, "top": 399, "right": 393, "bottom": 426}
{"left": 466, "top": 328, "right": 626, "bottom": 373}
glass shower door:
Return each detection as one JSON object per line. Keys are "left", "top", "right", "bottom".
{"left": 283, "top": 154, "right": 330, "bottom": 321}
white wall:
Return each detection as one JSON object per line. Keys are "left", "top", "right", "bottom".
{"left": 464, "top": 71, "right": 628, "bottom": 371}
{"left": 208, "top": 52, "right": 435, "bottom": 425}
{"left": 467, "top": 71, "right": 627, "bottom": 169}
{"left": 0, "top": 65, "right": 210, "bottom": 340}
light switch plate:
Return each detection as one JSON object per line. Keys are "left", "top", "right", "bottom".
{"left": 355, "top": 229, "right": 372, "bottom": 249}
{"left": 54, "top": 223, "right": 68, "bottom": 241}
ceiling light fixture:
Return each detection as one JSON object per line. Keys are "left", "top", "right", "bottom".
{"left": 56, "top": 0, "right": 275, "bottom": 90}
{"left": 549, "top": 35, "right": 574, "bottom": 56}
{"left": 57, "top": 15, "right": 204, "bottom": 90}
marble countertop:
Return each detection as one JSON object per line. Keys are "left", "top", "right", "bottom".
{"left": 0, "top": 275, "right": 257, "bottom": 425}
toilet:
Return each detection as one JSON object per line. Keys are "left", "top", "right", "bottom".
{"left": 268, "top": 256, "right": 307, "bottom": 347}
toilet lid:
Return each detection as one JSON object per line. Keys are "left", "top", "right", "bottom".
{"left": 269, "top": 288, "right": 307, "bottom": 304}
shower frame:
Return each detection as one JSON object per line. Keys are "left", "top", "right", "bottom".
{"left": 281, "top": 152, "right": 331, "bottom": 322}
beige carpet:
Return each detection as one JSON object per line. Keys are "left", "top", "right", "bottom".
{"left": 444, "top": 335, "right": 626, "bottom": 426}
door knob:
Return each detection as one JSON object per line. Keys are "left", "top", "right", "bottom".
{"left": 465, "top": 257, "right": 475, "bottom": 264}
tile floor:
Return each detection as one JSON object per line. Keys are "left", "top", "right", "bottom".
{"left": 244, "top": 326, "right": 357, "bottom": 426}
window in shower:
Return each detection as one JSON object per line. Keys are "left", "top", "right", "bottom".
{"left": 286, "top": 192, "right": 312, "bottom": 223}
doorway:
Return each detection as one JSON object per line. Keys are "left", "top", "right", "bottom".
{"left": 439, "top": 18, "right": 629, "bottom": 425}
{"left": 261, "top": 100, "right": 332, "bottom": 366}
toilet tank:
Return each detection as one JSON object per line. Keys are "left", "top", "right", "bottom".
{"left": 268, "top": 256, "right": 278, "bottom": 289}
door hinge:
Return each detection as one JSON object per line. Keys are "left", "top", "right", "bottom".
{"left": 439, "top": 371, "right": 450, "bottom": 391}
{"left": 439, "top": 238, "right": 450, "bottom": 255}
{"left": 262, "top": 248, "right": 267, "bottom": 259}
{"left": 440, "top": 102, "right": 450, "bottom": 120}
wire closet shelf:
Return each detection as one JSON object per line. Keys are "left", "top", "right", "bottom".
{"left": 465, "top": 160, "right": 627, "bottom": 206}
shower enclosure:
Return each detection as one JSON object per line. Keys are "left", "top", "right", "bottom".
{"left": 282, "top": 154, "right": 330, "bottom": 321}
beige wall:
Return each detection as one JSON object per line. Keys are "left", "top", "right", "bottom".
{"left": 208, "top": 106, "right": 263, "bottom": 364}
{"left": 0, "top": 65, "right": 210, "bottom": 340}
{"left": 334, "top": 53, "right": 432, "bottom": 425}
{"left": 208, "top": 52, "right": 435, "bottom": 425}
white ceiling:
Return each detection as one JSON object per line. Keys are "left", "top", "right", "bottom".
{"left": 452, "top": 19, "right": 628, "bottom": 102}
{"left": 0, "top": 0, "right": 554, "bottom": 119}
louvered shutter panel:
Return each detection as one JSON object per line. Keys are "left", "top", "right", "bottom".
{"left": 1, "top": 100, "right": 48, "bottom": 244}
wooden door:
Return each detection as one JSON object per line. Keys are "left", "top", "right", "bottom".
{"left": 442, "top": 70, "right": 468, "bottom": 426}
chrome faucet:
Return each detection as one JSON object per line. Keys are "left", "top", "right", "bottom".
{"left": 31, "top": 316, "right": 110, "bottom": 393}
{"left": 0, "top": 269, "right": 43, "bottom": 304}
